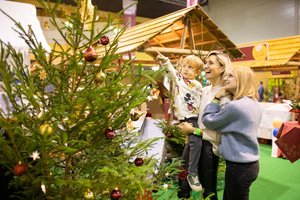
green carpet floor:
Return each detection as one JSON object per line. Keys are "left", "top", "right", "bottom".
{"left": 155, "top": 144, "right": 300, "bottom": 200}
{"left": 249, "top": 144, "right": 300, "bottom": 200}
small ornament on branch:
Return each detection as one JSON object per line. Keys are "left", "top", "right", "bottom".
{"left": 84, "top": 46, "right": 98, "bottom": 62}
{"left": 162, "top": 183, "right": 169, "bottom": 190}
{"left": 134, "top": 157, "right": 144, "bottom": 166}
{"left": 95, "top": 71, "right": 106, "bottom": 84}
{"left": 130, "top": 112, "right": 140, "bottom": 121}
{"left": 177, "top": 168, "right": 188, "bottom": 181}
{"left": 30, "top": 150, "right": 40, "bottom": 161}
{"left": 13, "top": 161, "right": 27, "bottom": 176}
{"left": 110, "top": 188, "right": 122, "bottom": 200}
{"left": 99, "top": 35, "right": 110, "bottom": 45}
{"left": 41, "top": 182, "right": 47, "bottom": 194}
{"left": 39, "top": 123, "right": 53, "bottom": 136}
{"left": 84, "top": 189, "right": 94, "bottom": 199}
{"left": 105, "top": 128, "right": 116, "bottom": 139}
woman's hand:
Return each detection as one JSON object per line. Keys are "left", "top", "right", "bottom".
{"left": 177, "top": 122, "right": 195, "bottom": 134}
{"left": 215, "top": 88, "right": 226, "bottom": 99}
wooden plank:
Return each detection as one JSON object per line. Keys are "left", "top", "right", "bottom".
{"left": 251, "top": 66, "right": 299, "bottom": 72}
{"left": 143, "top": 46, "right": 208, "bottom": 56}
{"left": 120, "top": 24, "right": 174, "bottom": 43}
{"left": 122, "top": 17, "right": 180, "bottom": 39}
{"left": 180, "top": 17, "right": 189, "bottom": 49}
{"left": 188, "top": 18, "right": 196, "bottom": 49}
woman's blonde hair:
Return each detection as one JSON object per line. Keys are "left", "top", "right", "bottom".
{"left": 205, "top": 50, "right": 232, "bottom": 80}
{"left": 233, "top": 66, "right": 258, "bottom": 100}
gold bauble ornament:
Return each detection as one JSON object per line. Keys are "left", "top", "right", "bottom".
{"left": 39, "top": 123, "right": 53, "bottom": 135}
{"left": 95, "top": 71, "right": 106, "bottom": 83}
{"left": 84, "top": 189, "right": 94, "bottom": 199}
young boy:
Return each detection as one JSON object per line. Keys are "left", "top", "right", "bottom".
{"left": 156, "top": 52, "right": 203, "bottom": 192}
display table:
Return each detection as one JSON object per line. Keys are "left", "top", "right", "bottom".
{"left": 141, "top": 118, "right": 165, "bottom": 164}
{"left": 275, "top": 121, "right": 300, "bottom": 163}
{"left": 258, "top": 102, "right": 291, "bottom": 139}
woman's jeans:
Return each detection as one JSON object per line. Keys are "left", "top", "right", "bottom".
{"left": 223, "top": 160, "right": 259, "bottom": 200}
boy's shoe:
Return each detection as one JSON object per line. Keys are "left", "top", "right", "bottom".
{"left": 187, "top": 173, "right": 203, "bottom": 192}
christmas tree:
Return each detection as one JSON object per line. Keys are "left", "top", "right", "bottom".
{"left": 0, "top": 0, "right": 180, "bottom": 199}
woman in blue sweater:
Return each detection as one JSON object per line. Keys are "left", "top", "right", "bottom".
{"left": 202, "top": 66, "right": 262, "bottom": 200}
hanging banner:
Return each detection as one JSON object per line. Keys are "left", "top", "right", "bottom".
{"left": 232, "top": 43, "right": 269, "bottom": 62}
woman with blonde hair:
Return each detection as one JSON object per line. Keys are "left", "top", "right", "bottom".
{"left": 177, "top": 50, "right": 232, "bottom": 199}
{"left": 202, "top": 66, "right": 262, "bottom": 200}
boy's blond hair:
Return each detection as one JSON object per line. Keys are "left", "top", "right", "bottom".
{"left": 179, "top": 55, "right": 204, "bottom": 73}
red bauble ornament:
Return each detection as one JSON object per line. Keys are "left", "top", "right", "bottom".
{"left": 84, "top": 46, "right": 98, "bottom": 62}
{"left": 110, "top": 188, "right": 122, "bottom": 200}
{"left": 100, "top": 35, "right": 109, "bottom": 45}
{"left": 134, "top": 157, "right": 144, "bottom": 166}
{"left": 13, "top": 161, "right": 27, "bottom": 176}
{"left": 105, "top": 128, "right": 116, "bottom": 139}
{"left": 177, "top": 168, "right": 188, "bottom": 181}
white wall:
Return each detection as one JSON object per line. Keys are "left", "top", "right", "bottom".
{"left": 202, "top": 0, "right": 300, "bottom": 44}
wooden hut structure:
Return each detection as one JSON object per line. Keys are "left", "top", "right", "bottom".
{"left": 96, "top": 4, "right": 243, "bottom": 64}
{"left": 232, "top": 35, "right": 300, "bottom": 99}
{"left": 95, "top": 4, "right": 244, "bottom": 119}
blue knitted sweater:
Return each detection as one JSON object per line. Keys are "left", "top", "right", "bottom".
{"left": 202, "top": 97, "right": 262, "bottom": 163}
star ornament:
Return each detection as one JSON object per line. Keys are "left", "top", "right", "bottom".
{"left": 41, "top": 182, "right": 46, "bottom": 194}
{"left": 30, "top": 151, "right": 40, "bottom": 161}
{"left": 162, "top": 183, "right": 169, "bottom": 190}
{"left": 39, "top": 69, "right": 47, "bottom": 80}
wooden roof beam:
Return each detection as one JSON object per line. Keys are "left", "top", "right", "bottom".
{"left": 252, "top": 66, "right": 299, "bottom": 72}
{"left": 149, "top": 29, "right": 209, "bottom": 46}
{"left": 143, "top": 46, "right": 208, "bottom": 56}
{"left": 286, "top": 61, "right": 300, "bottom": 65}
{"left": 194, "top": 39, "right": 218, "bottom": 46}
{"left": 170, "top": 27, "right": 182, "bottom": 40}
{"left": 153, "top": 38, "right": 165, "bottom": 47}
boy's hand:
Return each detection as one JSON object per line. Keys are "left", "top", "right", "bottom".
{"left": 177, "top": 122, "right": 194, "bottom": 134}
{"left": 156, "top": 51, "right": 169, "bottom": 63}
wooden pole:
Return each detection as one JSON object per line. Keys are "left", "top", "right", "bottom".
{"left": 291, "top": 67, "right": 300, "bottom": 121}
{"left": 180, "top": 17, "right": 189, "bottom": 49}
{"left": 295, "top": 68, "right": 300, "bottom": 99}
{"left": 144, "top": 47, "right": 208, "bottom": 56}
{"left": 188, "top": 18, "right": 195, "bottom": 50}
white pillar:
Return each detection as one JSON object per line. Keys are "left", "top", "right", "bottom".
{"left": 122, "top": 0, "right": 137, "bottom": 28}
